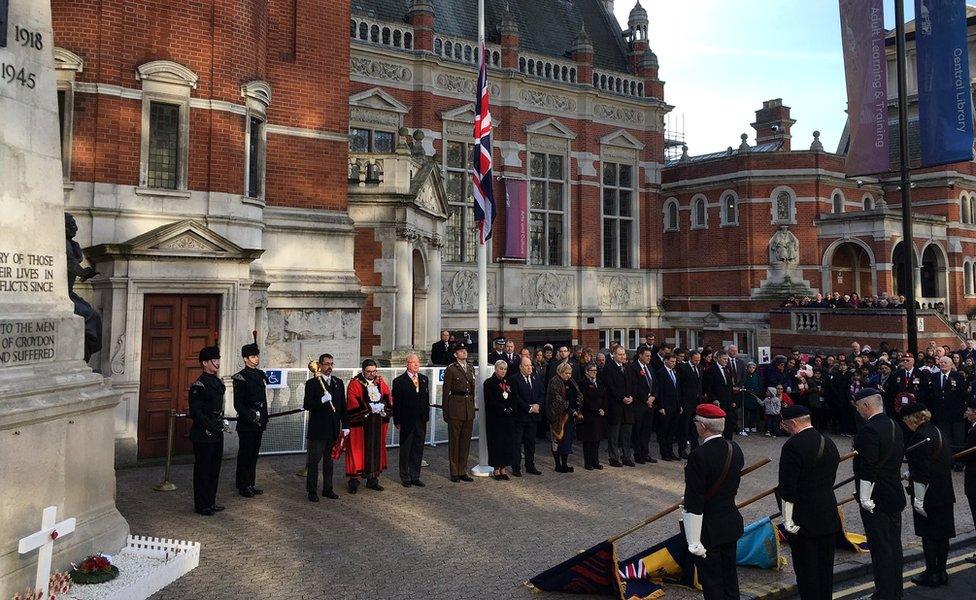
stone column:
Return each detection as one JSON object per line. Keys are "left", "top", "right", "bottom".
{"left": 427, "top": 238, "right": 443, "bottom": 344}
{"left": 394, "top": 236, "right": 413, "bottom": 349}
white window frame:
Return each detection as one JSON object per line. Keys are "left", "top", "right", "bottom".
{"left": 599, "top": 130, "right": 642, "bottom": 268}
{"left": 241, "top": 80, "right": 271, "bottom": 203}
{"left": 526, "top": 118, "right": 576, "bottom": 267}
{"left": 663, "top": 198, "right": 680, "bottom": 232}
{"left": 601, "top": 160, "right": 637, "bottom": 268}
{"left": 862, "top": 194, "right": 875, "bottom": 211}
{"left": 528, "top": 149, "right": 568, "bottom": 266}
{"left": 966, "top": 259, "right": 974, "bottom": 296}
{"left": 691, "top": 194, "right": 708, "bottom": 229}
{"left": 831, "top": 189, "right": 845, "bottom": 214}
{"left": 720, "top": 190, "right": 739, "bottom": 226}
{"left": 136, "top": 60, "right": 197, "bottom": 194}
{"left": 54, "top": 48, "right": 84, "bottom": 182}
{"left": 961, "top": 192, "right": 974, "bottom": 225}
{"left": 442, "top": 138, "right": 478, "bottom": 264}
{"left": 770, "top": 186, "right": 797, "bottom": 225}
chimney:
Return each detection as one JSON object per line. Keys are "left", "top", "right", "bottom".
{"left": 751, "top": 98, "right": 796, "bottom": 150}
{"left": 498, "top": 3, "right": 520, "bottom": 69}
{"left": 570, "top": 24, "right": 594, "bottom": 84}
{"left": 406, "top": 0, "right": 435, "bottom": 52}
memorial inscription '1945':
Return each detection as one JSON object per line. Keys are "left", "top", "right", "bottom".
{"left": 0, "top": 250, "right": 55, "bottom": 293}
{"left": 0, "top": 319, "right": 57, "bottom": 366}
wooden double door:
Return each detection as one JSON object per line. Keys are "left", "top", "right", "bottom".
{"left": 138, "top": 294, "right": 221, "bottom": 459}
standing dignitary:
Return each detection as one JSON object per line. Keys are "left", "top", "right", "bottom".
{"left": 887, "top": 354, "right": 927, "bottom": 416}
{"left": 304, "top": 353, "right": 347, "bottom": 501}
{"left": 344, "top": 360, "right": 392, "bottom": 493}
{"left": 927, "top": 356, "right": 967, "bottom": 469}
{"left": 677, "top": 350, "right": 705, "bottom": 456}
{"left": 430, "top": 330, "right": 452, "bottom": 366}
{"left": 484, "top": 360, "right": 518, "bottom": 479}
{"left": 502, "top": 339, "right": 519, "bottom": 372}
{"left": 232, "top": 335, "right": 269, "bottom": 498}
{"left": 964, "top": 399, "right": 976, "bottom": 564}
{"left": 682, "top": 403, "right": 745, "bottom": 600}
{"left": 631, "top": 346, "right": 659, "bottom": 464}
{"left": 511, "top": 357, "right": 543, "bottom": 476}
{"left": 578, "top": 362, "right": 607, "bottom": 470}
{"left": 852, "top": 388, "right": 905, "bottom": 600}
{"left": 777, "top": 405, "right": 841, "bottom": 600}
{"left": 653, "top": 354, "right": 681, "bottom": 461}
{"left": 189, "top": 344, "right": 227, "bottom": 516}
{"left": 605, "top": 346, "right": 637, "bottom": 467}
{"left": 546, "top": 362, "right": 581, "bottom": 473}
{"left": 391, "top": 354, "right": 430, "bottom": 488}
{"left": 488, "top": 337, "right": 507, "bottom": 365}
{"left": 442, "top": 343, "right": 476, "bottom": 482}
{"left": 901, "top": 402, "right": 955, "bottom": 587}
{"left": 704, "top": 351, "right": 738, "bottom": 440}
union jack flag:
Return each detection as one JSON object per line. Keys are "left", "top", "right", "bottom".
{"left": 618, "top": 559, "right": 647, "bottom": 581}
{"left": 472, "top": 40, "right": 495, "bottom": 243}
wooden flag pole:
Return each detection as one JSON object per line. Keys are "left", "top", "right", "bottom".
{"left": 953, "top": 445, "right": 976, "bottom": 462}
{"left": 606, "top": 457, "right": 771, "bottom": 543}
{"left": 740, "top": 451, "right": 856, "bottom": 511}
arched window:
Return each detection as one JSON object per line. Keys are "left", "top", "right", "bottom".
{"left": 664, "top": 199, "right": 679, "bottom": 232}
{"left": 370, "top": 24, "right": 380, "bottom": 43}
{"left": 966, "top": 260, "right": 973, "bottom": 295}
{"left": 970, "top": 195, "right": 976, "bottom": 224}
{"left": 381, "top": 27, "right": 391, "bottom": 45}
{"left": 434, "top": 38, "right": 443, "bottom": 54}
{"left": 772, "top": 188, "right": 796, "bottom": 224}
{"left": 863, "top": 195, "right": 874, "bottom": 211}
{"left": 359, "top": 22, "right": 368, "bottom": 40}
{"left": 832, "top": 192, "right": 844, "bottom": 214}
{"left": 692, "top": 196, "right": 708, "bottom": 229}
{"left": 721, "top": 192, "right": 738, "bottom": 226}
{"left": 972, "top": 262, "right": 976, "bottom": 294}
{"left": 963, "top": 193, "right": 973, "bottom": 224}
{"left": 404, "top": 32, "right": 413, "bottom": 49}
{"left": 393, "top": 30, "right": 402, "bottom": 47}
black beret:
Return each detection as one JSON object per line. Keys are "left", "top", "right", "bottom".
{"left": 781, "top": 405, "right": 810, "bottom": 420}
{"left": 198, "top": 345, "right": 220, "bottom": 362}
{"left": 241, "top": 343, "right": 259, "bottom": 358}
{"left": 900, "top": 402, "right": 928, "bottom": 418}
{"left": 854, "top": 387, "right": 882, "bottom": 401}
{"left": 452, "top": 343, "right": 468, "bottom": 353}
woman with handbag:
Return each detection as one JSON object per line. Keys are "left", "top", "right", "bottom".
{"left": 546, "top": 362, "right": 581, "bottom": 473}
{"left": 484, "top": 360, "right": 517, "bottom": 480}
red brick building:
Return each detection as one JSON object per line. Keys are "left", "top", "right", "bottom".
{"left": 51, "top": 1, "right": 975, "bottom": 461}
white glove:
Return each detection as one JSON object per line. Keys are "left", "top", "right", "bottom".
{"left": 782, "top": 500, "right": 800, "bottom": 534}
{"left": 341, "top": 428, "right": 350, "bottom": 436}
{"left": 913, "top": 482, "right": 928, "bottom": 517}
{"left": 682, "top": 511, "right": 707, "bottom": 558}
{"left": 858, "top": 481, "right": 876, "bottom": 514}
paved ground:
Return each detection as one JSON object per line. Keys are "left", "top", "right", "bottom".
{"left": 114, "top": 433, "right": 975, "bottom": 600}
{"left": 832, "top": 549, "right": 976, "bottom": 600}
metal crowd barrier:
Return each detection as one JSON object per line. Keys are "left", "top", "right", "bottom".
{"left": 154, "top": 367, "right": 483, "bottom": 491}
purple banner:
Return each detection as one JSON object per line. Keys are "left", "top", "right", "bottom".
{"left": 839, "top": 0, "right": 890, "bottom": 175}
{"left": 503, "top": 179, "right": 527, "bottom": 260}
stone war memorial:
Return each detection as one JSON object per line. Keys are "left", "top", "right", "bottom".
{"left": 0, "top": 0, "right": 128, "bottom": 596}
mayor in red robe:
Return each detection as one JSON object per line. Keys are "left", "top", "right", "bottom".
{"left": 344, "top": 359, "right": 392, "bottom": 493}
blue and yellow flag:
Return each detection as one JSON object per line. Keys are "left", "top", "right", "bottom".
{"left": 737, "top": 517, "right": 784, "bottom": 569}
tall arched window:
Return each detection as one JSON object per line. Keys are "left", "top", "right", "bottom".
{"left": 966, "top": 260, "right": 974, "bottom": 295}
{"left": 692, "top": 196, "right": 708, "bottom": 229}
{"left": 863, "top": 195, "right": 874, "bottom": 211}
{"left": 721, "top": 192, "right": 738, "bottom": 226}
{"left": 772, "top": 188, "right": 796, "bottom": 224}
{"left": 664, "top": 199, "right": 679, "bottom": 231}
{"left": 963, "top": 193, "right": 973, "bottom": 224}
{"left": 832, "top": 192, "right": 844, "bottom": 214}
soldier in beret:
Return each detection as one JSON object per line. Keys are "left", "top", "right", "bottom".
{"left": 901, "top": 402, "right": 955, "bottom": 587}
{"left": 777, "top": 404, "right": 841, "bottom": 600}
{"left": 442, "top": 343, "right": 476, "bottom": 482}
{"left": 189, "top": 344, "right": 227, "bottom": 516}
{"left": 682, "top": 403, "right": 744, "bottom": 600}
{"left": 232, "top": 333, "right": 269, "bottom": 498}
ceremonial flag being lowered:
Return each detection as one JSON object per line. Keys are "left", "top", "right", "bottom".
{"left": 914, "top": 0, "right": 974, "bottom": 167}
{"left": 736, "top": 517, "right": 784, "bottom": 569}
{"left": 528, "top": 541, "right": 629, "bottom": 598}
{"left": 776, "top": 508, "right": 869, "bottom": 553}
{"left": 472, "top": 37, "right": 496, "bottom": 242}
{"left": 838, "top": 0, "right": 890, "bottom": 175}
{"left": 617, "top": 530, "right": 696, "bottom": 599}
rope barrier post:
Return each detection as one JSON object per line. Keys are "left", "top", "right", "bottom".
{"left": 153, "top": 410, "right": 178, "bottom": 492}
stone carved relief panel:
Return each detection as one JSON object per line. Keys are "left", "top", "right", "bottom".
{"left": 350, "top": 106, "right": 401, "bottom": 128}
{"left": 594, "top": 103, "right": 645, "bottom": 125}
{"left": 351, "top": 57, "right": 413, "bottom": 83}
{"left": 436, "top": 73, "right": 499, "bottom": 97}
{"left": 441, "top": 269, "right": 497, "bottom": 310}
{"left": 521, "top": 272, "right": 574, "bottom": 309}
{"left": 598, "top": 275, "right": 644, "bottom": 309}
{"left": 265, "top": 309, "right": 360, "bottom": 368}
{"left": 519, "top": 89, "right": 577, "bottom": 113}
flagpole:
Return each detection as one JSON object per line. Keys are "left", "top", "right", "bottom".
{"left": 472, "top": 0, "right": 491, "bottom": 477}
{"left": 894, "top": 0, "right": 918, "bottom": 356}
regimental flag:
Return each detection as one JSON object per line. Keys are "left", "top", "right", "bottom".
{"left": 736, "top": 517, "right": 785, "bottom": 570}
{"left": 776, "top": 508, "right": 869, "bottom": 553}
{"left": 528, "top": 540, "right": 626, "bottom": 598}
{"left": 617, "top": 532, "right": 697, "bottom": 598}
{"left": 472, "top": 40, "right": 496, "bottom": 243}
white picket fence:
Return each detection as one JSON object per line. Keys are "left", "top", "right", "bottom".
{"left": 259, "top": 367, "right": 484, "bottom": 455}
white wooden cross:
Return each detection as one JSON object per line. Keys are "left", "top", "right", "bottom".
{"left": 17, "top": 506, "right": 76, "bottom": 598}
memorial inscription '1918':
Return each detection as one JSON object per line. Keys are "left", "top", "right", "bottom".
{"left": 0, "top": 319, "right": 57, "bottom": 366}
{"left": 1, "top": 4, "right": 42, "bottom": 88}
{"left": 0, "top": 250, "right": 55, "bottom": 293}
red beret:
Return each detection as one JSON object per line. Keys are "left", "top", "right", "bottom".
{"left": 696, "top": 404, "right": 726, "bottom": 419}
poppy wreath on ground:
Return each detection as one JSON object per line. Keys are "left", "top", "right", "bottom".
{"left": 69, "top": 554, "right": 119, "bottom": 585}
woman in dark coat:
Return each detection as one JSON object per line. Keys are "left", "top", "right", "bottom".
{"left": 546, "top": 362, "right": 581, "bottom": 473}
{"left": 902, "top": 402, "right": 956, "bottom": 587}
{"left": 578, "top": 362, "right": 607, "bottom": 470}
{"left": 484, "top": 360, "right": 517, "bottom": 480}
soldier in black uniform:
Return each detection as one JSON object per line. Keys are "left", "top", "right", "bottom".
{"left": 965, "top": 399, "right": 976, "bottom": 532}
{"left": 901, "top": 402, "right": 956, "bottom": 587}
{"left": 926, "top": 356, "right": 967, "bottom": 470}
{"left": 852, "top": 388, "right": 905, "bottom": 600}
{"left": 304, "top": 353, "right": 347, "bottom": 502}
{"left": 682, "top": 403, "right": 744, "bottom": 600}
{"left": 232, "top": 334, "right": 269, "bottom": 498}
{"left": 777, "top": 405, "right": 841, "bottom": 600}
{"left": 886, "top": 354, "right": 927, "bottom": 416}
{"left": 189, "top": 344, "right": 227, "bottom": 516}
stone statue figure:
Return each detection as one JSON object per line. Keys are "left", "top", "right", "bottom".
{"left": 769, "top": 226, "right": 799, "bottom": 267}
{"left": 65, "top": 213, "right": 102, "bottom": 361}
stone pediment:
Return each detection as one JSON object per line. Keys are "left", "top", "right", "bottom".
{"left": 702, "top": 311, "right": 724, "bottom": 327}
{"left": 525, "top": 117, "right": 576, "bottom": 140}
{"left": 408, "top": 162, "right": 449, "bottom": 220}
{"left": 86, "top": 220, "right": 263, "bottom": 262}
{"left": 349, "top": 87, "right": 409, "bottom": 113}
